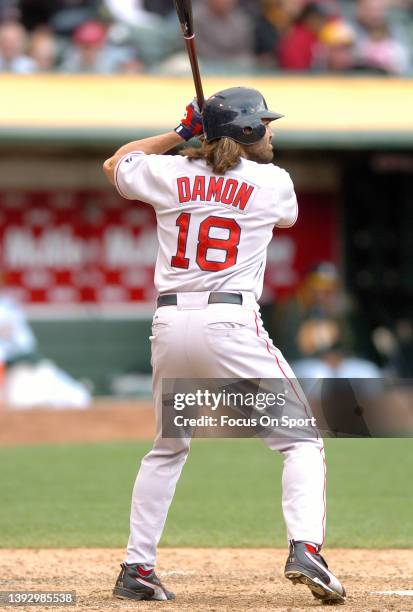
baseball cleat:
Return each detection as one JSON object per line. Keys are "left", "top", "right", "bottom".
{"left": 285, "top": 541, "right": 346, "bottom": 605}
{"left": 113, "top": 562, "right": 175, "bottom": 601}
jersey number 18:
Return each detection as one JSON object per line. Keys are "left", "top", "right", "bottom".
{"left": 171, "top": 213, "right": 241, "bottom": 272}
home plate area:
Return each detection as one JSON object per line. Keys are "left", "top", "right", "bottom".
{"left": 1, "top": 548, "right": 412, "bottom": 611}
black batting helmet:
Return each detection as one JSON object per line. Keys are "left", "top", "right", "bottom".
{"left": 202, "top": 87, "right": 284, "bottom": 146}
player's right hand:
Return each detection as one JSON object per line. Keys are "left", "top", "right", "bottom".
{"left": 175, "top": 99, "right": 203, "bottom": 141}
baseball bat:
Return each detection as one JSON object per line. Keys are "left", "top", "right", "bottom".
{"left": 173, "top": 0, "right": 205, "bottom": 110}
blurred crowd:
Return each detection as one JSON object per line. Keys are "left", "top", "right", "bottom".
{"left": 0, "top": 0, "right": 412, "bottom": 75}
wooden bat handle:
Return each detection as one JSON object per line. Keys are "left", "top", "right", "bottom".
{"left": 173, "top": 0, "right": 205, "bottom": 111}
{"left": 184, "top": 36, "right": 205, "bottom": 111}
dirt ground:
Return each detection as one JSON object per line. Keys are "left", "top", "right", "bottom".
{"left": 1, "top": 548, "right": 412, "bottom": 612}
{"left": 0, "top": 400, "right": 155, "bottom": 446}
{"left": 1, "top": 403, "right": 412, "bottom": 611}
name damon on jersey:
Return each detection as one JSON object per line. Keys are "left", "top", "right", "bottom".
{"left": 176, "top": 176, "right": 256, "bottom": 212}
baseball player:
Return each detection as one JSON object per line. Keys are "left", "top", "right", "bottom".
{"left": 103, "top": 87, "right": 346, "bottom": 605}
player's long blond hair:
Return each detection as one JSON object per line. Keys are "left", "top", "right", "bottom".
{"left": 183, "top": 138, "right": 245, "bottom": 175}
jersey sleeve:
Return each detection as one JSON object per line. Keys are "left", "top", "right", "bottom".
{"left": 114, "top": 152, "right": 173, "bottom": 208}
{"left": 274, "top": 169, "right": 299, "bottom": 228}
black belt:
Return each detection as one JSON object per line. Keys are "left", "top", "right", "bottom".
{"left": 157, "top": 292, "right": 243, "bottom": 308}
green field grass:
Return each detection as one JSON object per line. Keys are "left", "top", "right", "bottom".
{"left": 0, "top": 439, "right": 411, "bottom": 548}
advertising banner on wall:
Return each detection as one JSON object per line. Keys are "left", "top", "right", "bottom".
{"left": 0, "top": 191, "right": 337, "bottom": 310}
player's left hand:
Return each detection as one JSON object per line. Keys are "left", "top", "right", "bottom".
{"left": 175, "top": 99, "right": 203, "bottom": 141}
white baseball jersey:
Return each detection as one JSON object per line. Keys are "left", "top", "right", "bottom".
{"left": 115, "top": 152, "right": 298, "bottom": 299}
{"left": 114, "top": 153, "right": 328, "bottom": 570}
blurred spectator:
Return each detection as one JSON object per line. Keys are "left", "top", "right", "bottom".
{"left": 60, "top": 20, "right": 139, "bottom": 74}
{"left": 319, "top": 19, "right": 357, "bottom": 72}
{"left": 193, "top": 0, "right": 254, "bottom": 67}
{"left": 352, "top": 0, "right": 411, "bottom": 74}
{"left": 0, "top": 293, "right": 91, "bottom": 409}
{"left": 0, "top": 20, "right": 35, "bottom": 73}
{"left": 29, "top": 27, "right": 58, "bottom": 71}
{"left": 273, "top": 262, "right": 380, "bottom": 378}
{"left": 254, "top": 0, "right": 281, "bottom": 65}
{"left": 254, "top": 0, "right": 321, "bottom": 65}
{"left": 274, "top": 263, "right": 351, "bottom": 361}
{"left": 277, "top": 2, "right": 330, "bottom": 70}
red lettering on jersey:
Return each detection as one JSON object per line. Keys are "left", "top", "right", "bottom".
{"left": 177, "top": 177, "right": 191, "bottom": 203}
{"left": 192, "top": 176, "right": 206, "bottom": 201}
{"left": 206, "top": 177, "right": 224, "bottom": 202}
{"left": 178, "top": 176, "right": 254, "bottom": 211}
{"left": 233, "top": 182, "right": 255, "bottom": 210}
{"left": 221, "top": 179, "right": 239, "bottom": 205}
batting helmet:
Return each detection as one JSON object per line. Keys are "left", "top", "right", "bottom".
{"left": 202, "top": 87, "right": 284, "bottom": 146}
